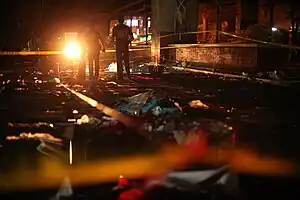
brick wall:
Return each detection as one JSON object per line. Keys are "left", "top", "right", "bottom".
{"left": 173, "top": 44, "right": 258, "bottom": 69}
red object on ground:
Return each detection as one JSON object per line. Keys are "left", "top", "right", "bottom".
{"left": 119, "top": 188, "right": 144, "bottom": 200}
{"left": 186, "top": 130, "right": 208, "bottom": 160}
{"left": 118, "top": 177, "right": 130, "bottom": 186}
{"left": 135, "top": 75, "right": 159, "bottom": 80}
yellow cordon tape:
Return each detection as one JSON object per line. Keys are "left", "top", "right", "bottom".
{"left": 0, "top": 51, "right": 63, "bottom": 55}
{"left": 0, "top": 30, "right": 299, "bottom": 56}
{"left": 171, "top": 66, "right": 300, "bottom": 86}
{"left": 1, "top": 29, "right": 300, "bottom": 56}
{"left": 0, "top": 48, "right": 150, "bottom": 56}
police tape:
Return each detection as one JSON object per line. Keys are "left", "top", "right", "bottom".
{"left": 156, "top": 30, "right": 300, "bottom": 50}
{"left": 0, "top": 30, "right": 299, "bottom": 56}
{"left": 0, "top": 48, "right": 151, "bottom": 56}
{"left": 0, "top": 43, "right": 260, "bottom": 56}
{"left": 0, "top": 51, "right": 63, "bottom": 55}
{"left": 220, "top": 31, "right": 300, "bottom": 50}
{"left": 141, "top": 29, "right": 300, "bottom": 50}
{"left": 0, "top": 44, "right": 252, "bottom": 56}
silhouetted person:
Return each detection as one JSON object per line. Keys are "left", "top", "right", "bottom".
{"left": 83, "top": 24, "right": 105, "bottom": 81}
{"left": 112, "top": 16, "right": 133, "bottom": 80}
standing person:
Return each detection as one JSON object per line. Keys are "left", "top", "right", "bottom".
{"left": 112, "top": 15, "right": 134, "bottom": 80}
{"left": 83, "top": 24, "right": 105, "bottom": 81}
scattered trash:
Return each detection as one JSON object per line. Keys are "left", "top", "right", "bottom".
{"left": 36, "top": 140, "right": 66, "bottom": 159}
{"left": 256, "top": 70, "right": 283, "bottom": 80}
{"left": 100, "top": 116, "right": 118, "bottom": 127}
{"left": 88, "top": 117, "right": 102, "bottom": 126}
{"left": 6, "top": 132, "right": 62, "bottom": 143}
{"left": 76, "top": 114, "right": 90, "bottom": 124}
{"left": 107, "top": 62, "right": 117, "bottom": 73}
{"left": 115, "top": 91, "right": 154, "bottom": 116}
{"left": 50, "top": 177, "right": 73, "bottom": 200}
{"left": 107, "top": 81, "right": 117, "bottom": 85}
{"left": 113, "top": 91, "right": 234, "bottom": 147}
{"left": 189, "top": 100, "right": 209, "bottom": 109}
{"left": 76, "top": 114, "right": 118, "bottom": 128}
{"left": 115, "top": 91, "right": 181, "bottom": 117}
{"left": 7, "top": 122, "right": 55, "bottom": 128}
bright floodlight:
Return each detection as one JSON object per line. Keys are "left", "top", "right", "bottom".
{"left": 64, "top": 42, "right": 81, "bottom": 59}
{"left": 271, "top": 27, "right": 277, "bottom": 32}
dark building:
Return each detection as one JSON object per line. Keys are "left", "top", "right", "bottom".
{"left": 240, "top": 0, "right": 259, "bottom": 30}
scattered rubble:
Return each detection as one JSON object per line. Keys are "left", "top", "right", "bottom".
{"left": 6, "top": 132, "right": 62, "bottom": 143}
{"left": 80, "top": 91, "right": 235, "bottom": 147}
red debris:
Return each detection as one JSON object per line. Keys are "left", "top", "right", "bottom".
{"left": 119, "top": 188, "right": 144, "bottom": 200}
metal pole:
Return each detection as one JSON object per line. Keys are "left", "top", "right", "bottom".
{"left": 216, "top": 0, "right": 220, "bottom": 43}
{"left": 129, "top": 15, "right": 133, "bottom": 48}
{"left": 151, "top": 0, "right": 160, "bottom": 66}
{"left": 145, "top": 14, "right": 149, "bottom": 45}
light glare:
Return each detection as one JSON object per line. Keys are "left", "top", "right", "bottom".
{"left": 64, "top": 43, "right": 81, "bottom": 59}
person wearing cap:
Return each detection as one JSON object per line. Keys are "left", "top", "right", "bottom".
{"left": 112, "top": 15, "right": 134, "bottom": 80}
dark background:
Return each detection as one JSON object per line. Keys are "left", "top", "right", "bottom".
{"left": 0, "top": 0, "right": 139, "bottom": 47}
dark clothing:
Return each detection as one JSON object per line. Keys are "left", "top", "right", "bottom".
{"left": 112, "top": 23, "right": 133, "bottom": 79}
{"left": 116, "top": 46, "right": 130, "bottom": 80}
{"left": 112, "top": 23, "right": 133, "bottom": 47}
{"left": 84, "top": 28, "right": 105, "bottom": 80}
{"left": 88, "top": 51, "right": 100, "bottom": 80}
{"left": 85, "top": 28, "right": 103, "bottom": 51}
